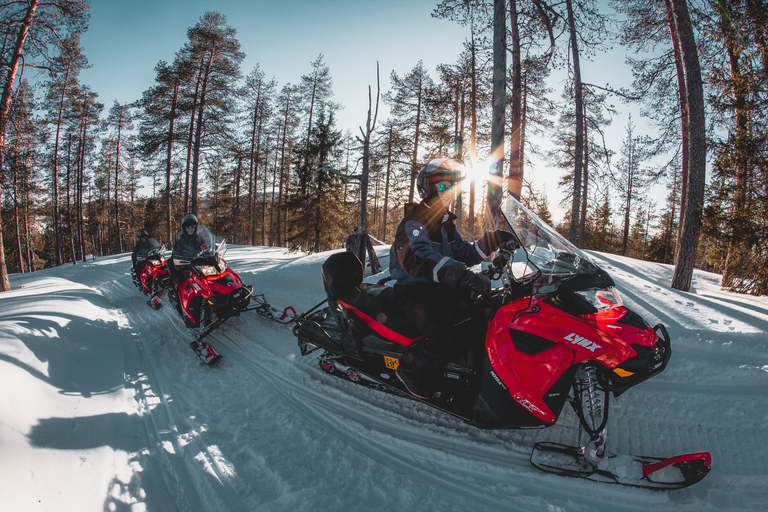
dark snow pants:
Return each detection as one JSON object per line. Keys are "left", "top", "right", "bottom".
{"left": 393, "top": 283, "right": 475, "bottom": 377}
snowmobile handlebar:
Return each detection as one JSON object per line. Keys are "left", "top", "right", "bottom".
{"left": 476, "top": 242, "right": 542, "bottom": 305}
{"left": 480, "top": 246, "right": 515, "bottom": 282}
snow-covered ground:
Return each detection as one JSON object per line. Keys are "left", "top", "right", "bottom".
{"left": 1, "top": 245, "right": 766, "bottom": 511}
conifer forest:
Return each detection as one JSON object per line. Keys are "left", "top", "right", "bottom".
{"left": 1, "top": 0, "right": 767, "bottom": 295}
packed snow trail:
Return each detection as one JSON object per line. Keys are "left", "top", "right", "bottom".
{"left": 1, "top": 247, "right": 766, "bottom": 511}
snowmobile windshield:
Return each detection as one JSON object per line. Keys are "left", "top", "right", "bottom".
{"left": 173, "top": 225, "right": 218, "bottom": 261}
{"left": 500, "top": 195, "right": 593, "bottom": 282}
{"left": 134, "top": 238, "right": 163, "bottom": 258}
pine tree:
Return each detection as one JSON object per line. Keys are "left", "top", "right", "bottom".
{"left": 614, "top": 117, "right": 651, "bottom": 256}
{"left": 135, "top": 58, "right": 189, "bottom": 244}
{"left": 242, "top": 65, "right": 276, "bottom": 245}
{"left": 669, "top": 0, "right": 706, "bottom": 292}
{"left": 587, "top": 193, "right": 615, "bottom": 253}
{"left": 285, "top": 111, "right": 345, "bottom": 253}
{"left": 42, "top": 33, "right": 89, "bottom": 266}
{"left": 647, "top": 162, "right": 680, "bottom": 264}
{"left": 177, "top": 12, "right": 244, "bottom": 215}
{"left": 385, "top": 61, "right": 435, "bottom": 204}
{"left": 3, "top": 81, "right": 40, "bottom": 272}
{"left": 702, "top": 0, "right": 766, "bottom": 294}
{"left": 0, "top": 0, "right": 88, "bottom": 289}
{"left": 104, "top": 101, "right": 134, "bottom": 253}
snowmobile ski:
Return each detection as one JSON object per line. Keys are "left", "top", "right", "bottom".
{"left": 530, "top": 441, "right": 711, "bottom": 490}
{"left": 190, "top": 340, "right": 222, "bottom": 365}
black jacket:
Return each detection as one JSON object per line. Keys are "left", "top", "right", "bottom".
{"left": 389, "top": 200, "right": 486, "bottom": 286}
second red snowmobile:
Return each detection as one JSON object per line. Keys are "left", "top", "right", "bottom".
{"left": 167, "top": 225, "right": 253, "bottom": 364}
{"left": 132, "top": 244, "right": 173, "bottom": 309}
{"left": 293, "top": 195, "right": 711, "bottom": 489}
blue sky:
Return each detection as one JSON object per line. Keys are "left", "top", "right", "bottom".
{"left": 78, "top": 1, "right": 661, "bottom": 216}
{"left": 79, "top": 0, "right": 472, "bottom": 136}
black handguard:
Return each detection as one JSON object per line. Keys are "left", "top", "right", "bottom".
{"left": 493, "top": 248, "right": 513, "bottom": 269}
{"left": 497, "top": 230, "right": 519, "bottom": 250}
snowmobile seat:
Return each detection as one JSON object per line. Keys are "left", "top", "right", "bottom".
{"left": 322, "top": 252, "right": 423, "bottom": 346}
{"left": 322, "top": 251, "right": 365, "bottom": 303}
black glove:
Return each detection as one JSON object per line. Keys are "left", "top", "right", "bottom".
{"left": 478, "top": 230, "right": 518, "bottom": 255}
{"left": 462, "top": 271, "right": 491, "bottom": 300}
{"left": 441, "top": 265, "right": 491, "bottom": 299}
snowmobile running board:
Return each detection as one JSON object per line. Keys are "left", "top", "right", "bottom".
{"left": 530, "top": 442, "right": 711, "bottom": 490}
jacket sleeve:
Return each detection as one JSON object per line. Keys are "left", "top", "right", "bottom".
{"left": 395, "top": 219, "right": 466, "bottom": 283}
{"left": 450, "top": 228, "right": 487, "bottom": 267}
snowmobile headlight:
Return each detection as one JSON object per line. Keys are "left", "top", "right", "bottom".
{"left": 575, "top": 287, "right": 623, "bottom": 312}
{"left": 216, "top": 253, "right": 227, "bottom": 273}
{"left": 198, "top": 264, "right": 221, "bottom": 276}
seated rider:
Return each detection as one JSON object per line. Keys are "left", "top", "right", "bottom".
{"left": 170, "top": 213, "right": 214, "bottom": 285}
{"left": 390, "top": 157, "right": 515, "bottom": 399}
{"left": 132, "top": 229, "right": 162, "bottom": 274}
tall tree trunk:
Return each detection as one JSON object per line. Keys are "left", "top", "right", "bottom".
{"left": 52, "top": 66, "right": 71, "bottom": 266}
{"left": 662, "top": 0, "right": 689, "bottom": 260}
{"left": 566, "top": 0, "right": 584, "bottom": 245}
{"left": 13, "top": 161, "right": 25, "bottom": 272}
{"left": 718, "top": 2, "right": 749, "bottom": 289}
{"left": 670, "top": 0, "right": 706, "bottom": 292}
{"left": 0, "top": 0, "right": 38, "bottom": 289}
{"left": 277, "top": 97, "right": 291, "bottom": 247}
{"left": 407, "top": 75, "right": 423, "bottom": 204}
{"left": 359, "top": 70, "right": 380, "bottom": 232}
{"left": 508, "top": 0, "right": 524, "bottom": 200}
{"left": 114, "top": 109, "right": 123, "bottom": 253}
{"left": 579, "top": 103, "right": 588, "bottom": 247}
{"left": 381, "top": 125, "right": 394, "bottom": 241}
{"left": 233, "top": 153, "right": 242, "bottom": 243}
{"left": 165, "top": 80, "right": 179, "bottom": 244}
{"left": 24, "top": 180, "right": 34, "bottom": 271}
{"left": 269, "top": 146, "right": 278, "bottom": 246}
{"left": 66, "top": 135, "right": 76, "bottom": 263}
{"left": 191, "top": 50, "right": 214, "bottom": 215}
{"left": 453, "top": 87, "right": 463, "bottom": 228}
{"left": 469, "top": 37, "right": 478, "bottom": 240}
{"left": 488, "top": 0, "right": 506, "bottom": 230}
{"left": 184, "top": 64, "right": 204, "bottom": 215}
{"left": 262, "top": 134, "right": 272, "bottom": 246}
{"left": 78, "top": 115, "right": 87, "bottom": 261}
{"left": 249, "top": 83, "right": 263, "bottom": 245}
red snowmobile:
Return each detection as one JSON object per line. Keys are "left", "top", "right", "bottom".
{"left": 293, "top": 195, "right": 711, "bottom": 489}
{"left": 167, "top": 225, "right": 253, "bottom": 364}
{"left": 131, "top": 244, "right": 173, "bottom": 309}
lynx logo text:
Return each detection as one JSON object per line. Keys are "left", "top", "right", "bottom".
{"left": 565, "top": 333, "right": 601, "bottom": 352}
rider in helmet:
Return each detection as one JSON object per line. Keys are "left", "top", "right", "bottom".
{"left": 132, "top": 229, "right": 162, "bottom": 273}
{"left": 170, "top": 213, "right": 205, "bottom": 284}
{"left": 389, "top": 157, "right": 515, "bottom": 399}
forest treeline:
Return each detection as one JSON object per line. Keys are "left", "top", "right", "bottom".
{"left": 1, "top": 0, "right": 766, "bottom": 295}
